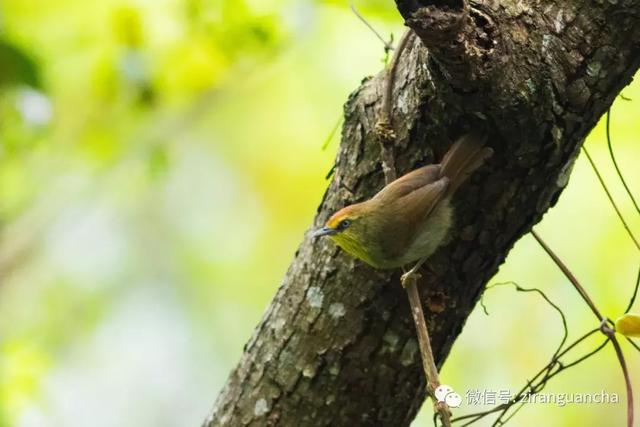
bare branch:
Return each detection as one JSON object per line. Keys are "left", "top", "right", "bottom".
{"left": 531, "top": 230, "right": 604, "bottom": 320}
{"left": 582, "top": 146, "right": 640, "bottom": 251}
{"left": 531, "top": 230, "right": 634, "bottom": 427}
{"left": 606, "top": 108, "right": 640, "bottom": 215}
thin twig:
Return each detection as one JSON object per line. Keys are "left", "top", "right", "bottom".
{"left": 560, "top": 337, "right": 608, "bottom": 371}
{"left": 624, "top": 263, "right": 640, "bottom": 313}
{"left": 626, "top": 337, "right": 640, "bottom": 353}
{"left": 531, "top": 230, "right": 634, "bottom": 427}
{"left": 497, "top": 402, "right": 526, "bottom": 426}
{"left": 405, "top": 278, "right": 440, "bottom": 389}
{"left": 381, "top": 30, "right": 413, "bottom": 124}
{"left": 375, "top": 30, "right": 415, "bottom": 183}
{"left": 483, "top": 281, "right": 568, "bottom": 360}
{"left": 582, "top": 146, "right": 640, "bottom": 251}
{"left": 600, "top": 322, "right": 634, "bottom": 427}
{"left": 605, "top": 108, "right": 640, "bottom": 215}
{"left": 349, "top": 0, "right": 394, "bottom": 53}
{"left": 454, "top": 281, "right": 603, "bottom": 426}
{"left": 404, "top": 273, "right": 452, "bottom": 426}
{"left": 459, "top": 230, "right": 637, "bottom": 426}
{"left": 453, "top": 329, "right": 607, "bottom": 425}
{"left": 531, "top": 230, "right": 604, "bottom": 320}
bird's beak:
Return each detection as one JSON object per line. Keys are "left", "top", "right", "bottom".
{"left": 312, "top": 226, "right": 337, "bottom": 238}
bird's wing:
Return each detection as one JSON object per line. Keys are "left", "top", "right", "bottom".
{"left": 396, "top": 176, "right": 450, "bottom": 229}
{"left": 373, "top": 177, "right": 449, "bottom": 261}
{"left": 373, "top": 164, "right": 441, "bottom": 204}
{"left": 369, "top": 174, "right": 449, "bottom": 264}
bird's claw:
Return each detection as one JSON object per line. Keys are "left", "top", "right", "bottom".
{"left": 400, "top": 270, "right": 422, "bottom": 287}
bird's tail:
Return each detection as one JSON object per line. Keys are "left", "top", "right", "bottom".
{"left": 440, "top": 132, "right": 493, "bottom": 196}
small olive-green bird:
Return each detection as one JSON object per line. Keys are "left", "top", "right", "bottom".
{"left": 313, "top": 133, "right": 492, "bottom": 269}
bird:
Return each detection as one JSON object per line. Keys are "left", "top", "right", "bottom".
{"left": 313, "top": 133, "right": 492, "bottom": 271}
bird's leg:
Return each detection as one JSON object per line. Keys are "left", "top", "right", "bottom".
{"left": 400, "top": 257, "right": 426, "bottom": 285}
{"left": 401, "top": 258, "right": 452, "bottom": 427}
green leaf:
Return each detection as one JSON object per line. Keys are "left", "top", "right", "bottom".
{"left": 0, "top": 39, "right": 41, "bottom": 88}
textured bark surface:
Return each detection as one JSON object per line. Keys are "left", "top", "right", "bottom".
{"left": 206, "top": 1, "right": 640, "bottom": 426}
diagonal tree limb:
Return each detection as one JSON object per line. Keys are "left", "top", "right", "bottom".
{"left": 206, "top": 1, "right": 640, "bottom": 425}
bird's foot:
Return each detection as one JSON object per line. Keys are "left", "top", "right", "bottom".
{"left": 400, "top": 258, "right": 428, "bottom": 287}
{"left": 400, "top": 270, "right": 421, "bottom": 287}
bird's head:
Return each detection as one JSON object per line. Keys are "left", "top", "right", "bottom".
{"left": 313, "top": 203, "right": 377, "bottom": 264}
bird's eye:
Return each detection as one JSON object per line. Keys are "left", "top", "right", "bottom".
{"left": 339, "top": 219, "right": 351, "bottom": 229}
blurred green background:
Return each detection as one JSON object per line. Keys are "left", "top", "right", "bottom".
{"left": 0, "top": 1, "right": 638, "bottom": 426}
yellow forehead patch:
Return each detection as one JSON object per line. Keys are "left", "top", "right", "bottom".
{"left": 326, "top": 215, "right": 344, "bottom": 229}
{"left": 326, "top": 206, "right": 355, "bottom": 229}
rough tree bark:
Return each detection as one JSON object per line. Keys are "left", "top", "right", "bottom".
{"left": 206, "top": 1, "right": 640, "bottom": 426}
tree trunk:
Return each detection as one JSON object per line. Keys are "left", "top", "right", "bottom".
{"left": 205, "top": 1, "right": 640, "bottom": 425}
